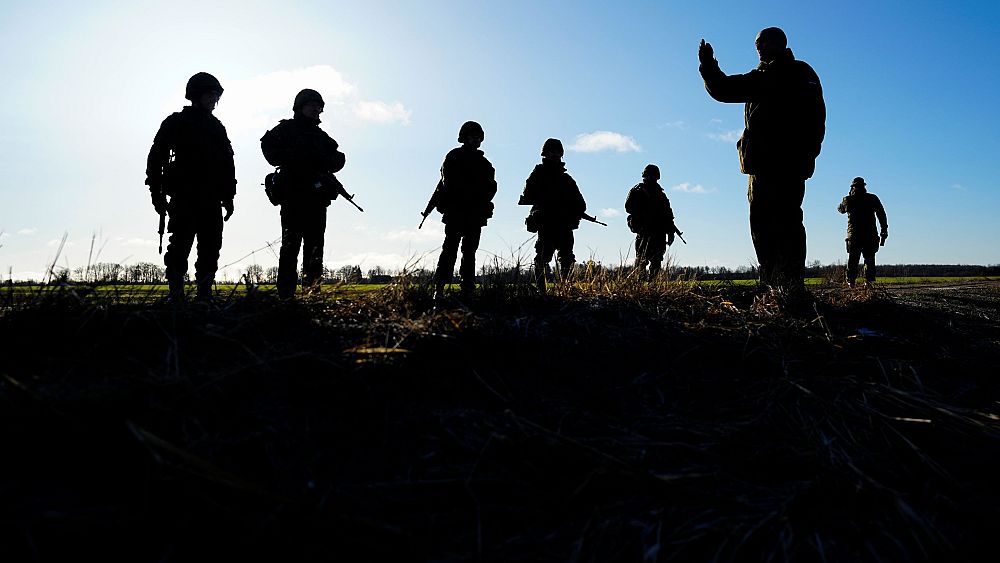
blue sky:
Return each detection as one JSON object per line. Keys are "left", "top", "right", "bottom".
{"left": 1, "top": 0, "right": 998, "bottom": 280}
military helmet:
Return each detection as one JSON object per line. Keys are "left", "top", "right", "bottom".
{"left": 293, "top": 89, "right": 325, "bottom": 112}
{"left": 642, "top": 164, "right": 661, "bottom": 180}
{"left": 851, "top": 176, "right": 866, "bottom": 187}
{"left": 185, "top": 72, "right": 223, "bottom": 101}
{"left": 458, "top": 120, "right": 485, "bottom": 142}
{"left": 541, "top": 138, "right": 564, "bottom": 157}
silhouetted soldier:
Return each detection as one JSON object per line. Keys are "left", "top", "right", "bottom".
{"left": 838, "top": 177, "right": 888, "bottom": 287}
{"left": 699, "top": 28, "right": 826, "bottom": 291}
{"left": 260, "top": 89, "right": 346, "bottom": 299}
{"left": 518, "top": 138, "right": 587, "bottom": 293}
{"left": 146, "top": 72, "right": 236, "bottom": 302}
{"left": 625, "top": 164, "right": 678, "bottom": 278}
{"left": 422, "top": 121, "right": 497, "bottom": 301}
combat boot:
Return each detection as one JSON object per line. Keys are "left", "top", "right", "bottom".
{"left": 167, "top": 278, "right": 185, "bottom": 304}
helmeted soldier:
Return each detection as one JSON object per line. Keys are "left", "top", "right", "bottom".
{"left": 518, "top": 138, "right": 587, "bottom": 293}
{"left": 625, "top": 164, "right": 678, "bottom": 278}
{"left": 837, "top": 177, "right": 888, "bottom": 287}
{"left": 699, "top": 27, "right": 826, "bottom": 291}
{"left": 423, "top": 120, "right": 497, "bottom": 301}
{"left": 260, "top": 89, "right": 347, "bottom": 299}
{"left": 145, "top": 71, "right": 236, "bottom": 302}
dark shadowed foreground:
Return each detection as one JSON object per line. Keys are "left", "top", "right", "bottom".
{"left": 2, "top": 280, "right": 999, "bottom": 562}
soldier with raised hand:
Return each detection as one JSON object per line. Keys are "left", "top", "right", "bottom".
{"left": 518, "top": 138, "right": 587, "bottom": 293}
{"left": 837, "top": 177, "right": 888, "bottom": 287}
{"left": 260, "top": 89, "right": 347, "bottom": 299}
{"left": 146, "top": 72, "right": 236, "bottom": 303}
{"left": 625, "top": 164, "right": 677, "bottom": 278}
{"left": 423, "top": 120, "right": 497, "bottom": 302}
{"left": 699, "top": 27, "right": 826, "bottom": 292}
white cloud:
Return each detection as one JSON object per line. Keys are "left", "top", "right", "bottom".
{"left": 671, "top": 182, "right": 715, "bottom": 194}
{"left": 568, "top": 131, "right": 641, "bottom": 153}
{"left": 17, "top": 228, "right": 37, "bottom": 235}
{"left": 600, "top": 208, "right": 621, "bottom": 217}
{"left": 657, "top": 121, "right": 687, "bottom": 130}
{"left": 708, "top": 130, "right": 740, "bottom": 143}
{"left": 710, "top": 118, "right": 723, "bottom": 124}
{"left": 950, "top": 183, "right": 966, "bottom": 191}
{"left": 124, "top": 238, "right": 157, "bottom": 247}
{"left": 355, "top": 101, "right": 411, "bottom": 125}
{"left": 214, "top": 65, "right": 410, "bottom": 135}
{"left": 382, "top": 223, "right": 444, "bottom": 243}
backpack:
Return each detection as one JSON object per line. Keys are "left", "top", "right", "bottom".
{"left": 263, "top": 168, "right": 283, "bottom": 206}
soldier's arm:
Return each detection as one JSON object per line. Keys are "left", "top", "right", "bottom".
{"left": 700, "top": 59, "right": 766, "bottom": 104}
{"left": 321, "top": 134, "right": 346, "bottom": 173}
{"left": 837, "top": 197, "right": 849, "bottom": 214}
{"left": 221, "top": 126, "right": 237, "bottom": 200}
{"left": 145, "top": 116, "right": 175, "bottom": 191}
{"left": 874, "top": 196, "right": 888, "bottom": 233}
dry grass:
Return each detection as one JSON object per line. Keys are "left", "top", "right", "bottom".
{"left": 2, "top": 271, "right": 999, "bottom": 561}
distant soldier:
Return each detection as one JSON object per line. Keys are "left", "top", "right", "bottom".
{"left": 260, "top": 89, "right": 347, "bottom": 299}
{"left": 699, "top": 27, "right": 826, "bottom": 291}
{"left": 422, "top": 121, "right": 497, "bottom": 301}
{"left": 837, "top": 177, "right": 888, "bottom": 287}
{"left": 518, "top": 138, "right": 587, "bottom": 293}
{"left": 625, "top": 164, "right": 678, "bottom": 278}
{"left": 145, "top": 72, "right": 236, "bottom": 302}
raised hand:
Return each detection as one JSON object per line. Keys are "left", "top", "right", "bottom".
{"left": 698, "top": 39, "right": 715, "bottom": 65}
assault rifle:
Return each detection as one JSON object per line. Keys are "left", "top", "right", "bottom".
{"left": 673, "top": 224, "right": 687, "bottom": 244}
{"left": 418, "top": 183, "right": 441, "bottom": 229}
{"left": 157, "top": 212, "right": 166, "bottom": 254}
{"left": 321, "top": 173, "right": 364, "bottom": 212}
{"left": 581, "top": 213, "right": 608, "bottom": 227}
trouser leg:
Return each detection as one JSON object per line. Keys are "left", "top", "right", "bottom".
{"left": 533, "top": 233, "right": 557, "bottom": 292}
{"left": 277, "top": 207, "right": 304, "bottom": 298}
{"left": 555, "top": 230, "right": 575, "bottom": 280}
{"left": 846, "top": 240, "right": 862, "bottom": 286}
{"left": 435, "top": 225, "right": 461, "bottom": 297}
{"left": 634, "top": 235, "right": 650, "bottom": 274}
{"left": 459, "top": 226, "right": 482, "bottom": 293}
{"left": 301, "top": 208, "right": 327, "bottom": 290}
{"left": 164, "top": 223, "right": 196, "bottom": 301}
{"left": 862, "top": 243, "right": 878, "bottom": 283}
{"left": 748, "top": 175, "right": 806, "bottom": 289}
{"left": 193, "top": 208, "right": 224, "bottom": 299}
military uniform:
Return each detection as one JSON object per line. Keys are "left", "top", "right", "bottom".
{"left": 837, "top": 177, "right": 888, "bottom": 286}
{"left": 625, "top": 176, "right": 676, "bottom": 277}
{"left": 427, "top": 121, "right": 497, "bottom": 297}
{"left": 145, "top": 72, "right": 236, "bottom": 301}
{"left": 519, "top": 139, "right": 586, "bottom": 291}
{"left": 260, "top": 89, "right": 346, "bottom": 298}
{"left": 700, "top": 31, "right": 825, "bottom": 290}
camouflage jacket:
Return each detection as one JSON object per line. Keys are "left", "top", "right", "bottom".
{"left": 625, "top": 181, "right": 675, "bottom": 234}
{"left": 261, "top": 115, "right": 345, "bottom": 206}
{"left": 428, "top": 146, "right": 497, "bottom": 226}
{"left": 519, "top": 158, "right": 587, "bottom": 231}
{"left": 145, "top": 106, "right": 236, "bottom": 203}
{"left": 700, "top": 48, "right": 825, "bottom": 179}
{"left": 838, "top": 192, "right": 887, "bottom": 241}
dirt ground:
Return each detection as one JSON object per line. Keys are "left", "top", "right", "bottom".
{"left": 2, "top": 280, "right": 999, "bottom": 562}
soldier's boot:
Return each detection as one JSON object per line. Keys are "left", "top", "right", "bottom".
{"left": 649, "top": 261, "right": 662, "bottom": 279}
{"left": 167, "top": 277, "right": 185, "bottom": 303}
{"left": 557, "top": 261, "right": 575, "bottom": 282}
{"left": 433, "top": 280, "right": 446, "bottom": 303}
{"left": 196, "top": 280, "right": 214, "bottom": 303}
{"left": 533, "top": 260, "right": 547, "bottom": 294}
